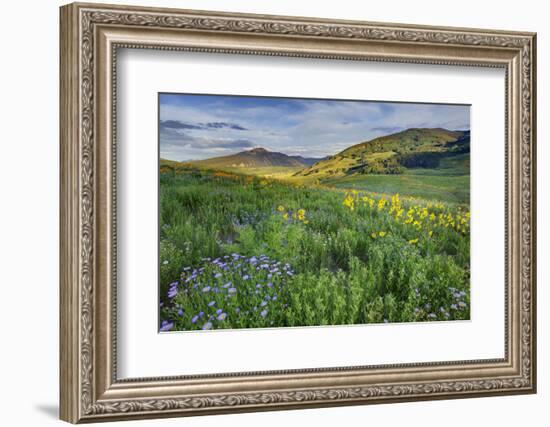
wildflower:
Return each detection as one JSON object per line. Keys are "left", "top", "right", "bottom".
{"left": 242, "top": 275, "right": 250, "bottom": 280}
{"left": 428, "top": 230, "right": 433, "bottom": 237}
{"left": 408, "top": 238, "right": 419, "bottom": 244}
{"left": 260, "top": 309, "right": 268, "bottom": 317}
{"left": 371, "top": 232, "right": 377, "bottom": 239}
{"left": 216, "top": 308, "right": 223, "bottom": 315}
{"left": 379, "top": 231, "right": 387, "bottom": 237}
{"left": 177, "top": 309, "right": 184, "bottom": 317}
{"left": 160, "top": 321, "right": 174, "bottom": 332}
{"left": 228, "top": 287, "right": 237, "bottom": 295}
{"left": 202, "top": 322, "right": 213, "bottom": 330}
{"left": 163, "top": 260, "right": 169, "bottom": 265}
{"left": 208, "top": 300, "right": 216, "bottom": 307}
{"left": 202, "top": 286, "right": 211, "bottom": 293}
{"left": 191, "top": 315, "right": 199, "bottom": 324}
{"left": 343, "top": 194, "right": 355, "bottom": 211}
{"left": 217, "top": 312, "right": 227, "bottom": 321}
{"left": 214, "top": 273, "right": 222, "bottom": 279}
{"left": 283, "top": 213, "right": 289, "bottom": 220}
{"left": 222, "top": 282, "right": 232, "bottom": 288}
{"left": 277, "top": 205, "right": 285, "bottom": 212}
{"left": 260, "top": 300, "right": 268, "bottom": 307}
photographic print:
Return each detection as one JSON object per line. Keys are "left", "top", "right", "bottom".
{"left": 158, "top": 93, "right": 471, "bottom": 332}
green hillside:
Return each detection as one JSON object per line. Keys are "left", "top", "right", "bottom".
{"left": 295, "top": 128, "right": 470, "bottom": 178}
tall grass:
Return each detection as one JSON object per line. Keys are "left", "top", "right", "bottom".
{"left": 159, "top": 167, "right": 470, "bottom": 332}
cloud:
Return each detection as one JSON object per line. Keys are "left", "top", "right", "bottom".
{"left": 370, "top": 126, "right": 404, "bottom": 133}
{"left": 160, "top": 120, "right": 202, "bottom": 130}
{"left": 160, "top": 119, "right": 248, "bottom": 132}
{"left": 205, "top": 122, "right": 248, "bottom": 131}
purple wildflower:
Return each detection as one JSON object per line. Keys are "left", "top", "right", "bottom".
{"left": 160, "top": 321, "right": 174, "bottom": 332}
{"left": 208, "top": 301, "right": 216, "bottom": 307}
{"left": 217, "top": 312, "right": 227, "bottom": 321}
{"left": 202, "top": 322, "right": 213, "bottom": 330}
{"left": 191, "top": 315, "right": 199, "bottom": 324}
{"left": 260, "top": 309, "right": 268, "bottom": 317}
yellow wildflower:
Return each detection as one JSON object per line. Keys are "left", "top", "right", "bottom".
{"left": 277, "top": 205, "right": 285, "bottom": 212}
{"left": 343, "top": 194, "right": 355, "bottom": 211}
{"left": 408, "top": 238, "right": 419, "bottom": 244}
{"left": 371, "top": 232, "right": 377, "bottom": 239}
{"left": 379, "top": 231, "right": 387, "bottom": 237}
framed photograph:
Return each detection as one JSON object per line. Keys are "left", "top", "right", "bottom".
{"left": 60, "top": 2, "right": 537, "bottom": 423}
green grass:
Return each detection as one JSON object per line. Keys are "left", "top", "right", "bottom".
{"left": 324, "top": 173, "right": 470, "bottom": 204}
{"left": 216, "top": 166, "right": 303, "bottom": 178}
{"left": 159, "top": 167, "right": 470, "bottom": 332}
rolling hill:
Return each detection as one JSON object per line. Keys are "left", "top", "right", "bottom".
{"left": 294, "top": 128, "right": 470, "bottom": 179}
{"left": 189, "top": 147, "right": 323, "bottom": 169}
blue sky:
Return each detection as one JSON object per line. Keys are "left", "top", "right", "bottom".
{"left": 159, "top": 93, "right": 470, "bottom": 161}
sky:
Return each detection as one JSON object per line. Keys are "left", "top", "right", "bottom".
{"left": 159, "top": 93, "right": 470, "bottom": 161}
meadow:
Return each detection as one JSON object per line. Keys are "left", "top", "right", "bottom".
{"left": 159, "top": 165, "right": 470, "bottom": 332}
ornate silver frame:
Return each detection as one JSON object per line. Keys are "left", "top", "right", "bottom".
{"left": 60, "top": 2, "right": 536, "bottom": 423}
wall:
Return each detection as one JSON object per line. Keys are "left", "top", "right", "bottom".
{"left": 0, "top": 0, "right": 546, "bottom": 426}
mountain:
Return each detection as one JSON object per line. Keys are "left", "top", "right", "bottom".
{"left": 295, "top": 128, "right": 470, "bottom": 178}
{"left": 190, "top": 147, "right": 323, "bottom": 169}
